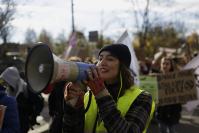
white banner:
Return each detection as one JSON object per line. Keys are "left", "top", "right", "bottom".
{"left": 183, "top": 55, "right": 199, "bottom": 112}
{"left": 116, "top": 30, "right": 140, "bottom": 85}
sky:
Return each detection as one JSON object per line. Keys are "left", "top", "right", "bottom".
{"left": 5, "top": 0, "right": 199, "bottom": 43}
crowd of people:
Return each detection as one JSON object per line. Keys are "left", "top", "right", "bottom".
{"left": 0, "top": 42, "right": 197, "bottom": 133}
{"left": 0, "top": 67, "right": 44, "bottom": 133}
{"left": 139, "top": 55, "right": 189, "bottom": 133}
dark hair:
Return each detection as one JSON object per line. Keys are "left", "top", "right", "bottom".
{"left": 161, "top": 57, "right": 175, "bottom": 72}
{"left": 119, "top": 64, "right": 134, "bottom": 96}
{"left": 68, "top": 56, "right": 82, "bottom": 62}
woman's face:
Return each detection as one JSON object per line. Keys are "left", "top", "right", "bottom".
{"left": 161, "top": 58, "right": 172, "bottom": 73}
{"left": 97, "top": 51, "right": 120, "bottom": 84}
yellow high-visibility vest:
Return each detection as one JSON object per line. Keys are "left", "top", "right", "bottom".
{"left": 84, "top": 86, "right": 155, "bottom": 133}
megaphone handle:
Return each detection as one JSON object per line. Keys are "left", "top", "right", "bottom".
{"left": 43, "top": 84, "right": 54, "bottom": 94}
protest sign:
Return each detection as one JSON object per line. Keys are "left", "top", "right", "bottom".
{"left": 0, "top": 105, "right": 7, "bottom": 131}
{"left": 157, "top": 69, "right": 197, "bottom": 106}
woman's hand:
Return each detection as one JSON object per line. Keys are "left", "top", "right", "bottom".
{"left": 84, "top": 66, "right": 110, "bottom": 98}
{"left": 64, "top": 82, "right": 85, "bottom": 108}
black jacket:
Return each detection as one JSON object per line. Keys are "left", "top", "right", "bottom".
{"left": 157, "top": 103, "right": 182, "bottom": 125}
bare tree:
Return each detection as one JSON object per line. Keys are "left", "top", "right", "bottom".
{"left": 24, "top": 28, "right": 37, "bottom": 44}
{"left": 130, "top": 0, "right": 178, "bottom": 59}
{"left": 130, "top": 0, "right": 151, "bottom": 59}
{"left": 37, "top": 29, "right": 53, "bottom": 49}
{"left": 0, "top": 0, "right": 16, "bottom": 44}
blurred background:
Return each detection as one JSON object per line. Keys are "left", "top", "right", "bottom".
{"left": 1, "top": 0, "right": 199, "bottom": 64}
{"left": 1, "top": 0, "right": 199, "bottom": 132}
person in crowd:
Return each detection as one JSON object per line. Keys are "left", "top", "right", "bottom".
{"left": 0, "top": 67, "right": 20, "bottom": 133}
{"left": 151, "top": 51, "right": 167, "bottom": 73}
{"left": 84, "top": 57, "right": 94, "bottom": 64}
{"left": 62, "top": 44, "right": 155, "bottom": 133}
{"left": 48, "top": 56, "right": 82, "bottom": 133}
{"left": 156, "top": 57, "right": 182, "bottom": 133}
{"left": 0, "top": 66, "right": 44, "bottom": 133}
{"left": 68, "top": 56, "right": 82, "bottom": 62}
{"left": 139, "top": 57, "right": 152, "bottom": 75}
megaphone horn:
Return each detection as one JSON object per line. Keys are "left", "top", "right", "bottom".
{"left": 25, "top": 42, "right": 93, "bottom": 94}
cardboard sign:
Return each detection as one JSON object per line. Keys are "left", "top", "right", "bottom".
{"left": 157, "top": 69, "right": 197, "bottom": 106}
{"left": 140, "top": 75, "right": 159, "bottom": 104}
{"left": 0, "top": 105, "right": 7, "bottom": 130}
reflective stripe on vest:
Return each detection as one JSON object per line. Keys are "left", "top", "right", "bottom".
{"left": 84, "top": 86, "right": 155, "bottom": 133}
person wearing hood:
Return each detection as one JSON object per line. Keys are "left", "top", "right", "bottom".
{"left": 0, "top": 66, "right": 27, "bottom": 98}
{"left": 0, "top": 66, "right": 44, "bottom": 133}
{"left": 0, "top": 67, "right": 20, "bottom": 133}
{"left": 62, "top": 44, "right": 155, "bottom": 133}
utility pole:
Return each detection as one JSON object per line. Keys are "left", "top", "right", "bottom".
{"left": 71, "top": 0, "right": 75, "bottom": 32}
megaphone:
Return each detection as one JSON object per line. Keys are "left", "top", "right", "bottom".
{"left": 25, "top": 42, "right": 93, "bottom": 94}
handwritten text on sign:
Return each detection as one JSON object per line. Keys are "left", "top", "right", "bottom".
{"left": 157, "top": 69, "right": 197, "bottom": 106}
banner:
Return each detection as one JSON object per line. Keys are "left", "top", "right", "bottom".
{"left": 183, "top": 55, "right": 199, "bottom": 111}
{"left": 63, "top": 32, "right": 77, "bottom": 59}
{"left": 116, "top": 30, "right": 140, "bottom": 85}
{"left": 183, "top": 54, "right": 199, "bottom": 70}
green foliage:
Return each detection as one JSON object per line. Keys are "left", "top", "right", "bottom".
{"left": 186, "top": 32, "right": 199, "bottom": 50}
{"left": 53, "top": 43, "right": 66, "bottom": 56}
{"left": 37, "top": 29, "right": 53, "bottom": 49}
{"left": 96, "top": 35, "right": 113, "bottom": 49}
{"left": 24, "top": 28, "right": 37, "bottom": 44}
{"left": 52, "top": 31, "right": 67, "bottom": 55}
{"left": 37, "top": 29, "right": 53, "bottom": 44}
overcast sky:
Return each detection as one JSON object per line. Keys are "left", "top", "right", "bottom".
{"left": 7, "top": 0, "right": 199, "bottom": 43}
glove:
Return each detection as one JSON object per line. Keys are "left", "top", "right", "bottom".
{"left": 85, "top": 67, "right": 109, "bottom": 97}
{"left": 87, "top": 78, "right": 105, "bottom": 96}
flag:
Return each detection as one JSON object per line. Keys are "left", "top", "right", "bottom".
{"left": 69, "top": 32, "right": 77, "bottom": 47}
{"left": 116, "top": 30, "right": 140, "bottom": 85}
{"left": 183, "top": 54, "right": 199, "bottom": 70}
{"left": 64, "top": 32, "right": 77, "bottom": 59}
{"left": 183, "top": 54, "right": 199, "bottom": 112}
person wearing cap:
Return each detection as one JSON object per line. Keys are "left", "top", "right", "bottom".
{"left": 63, "top": 44, "right": 155, "bottom": 133}
{"left": 0, "top": 67, "right": 20, "bottom": 133}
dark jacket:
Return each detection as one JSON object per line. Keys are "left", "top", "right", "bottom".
{"left": 48, "top": 81, "right": 65, "bottom": 133}
{"left": 156, "top": 71, "right": 182, "bottom": 125}
{"left": 62, "top": 83, "right": 152, "bottom": 133}
{"left": 157, "top": 103, "right": 182, "bottom": 125}
{"left": 0, "top": 88, "right": 20, "bottom": 133}
{"left": 17, "top": 87, "right": 44, "bottom": 133}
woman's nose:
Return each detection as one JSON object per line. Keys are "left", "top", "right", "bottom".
{"left": 99, "top": 58, "right": 106, "bottom": 66}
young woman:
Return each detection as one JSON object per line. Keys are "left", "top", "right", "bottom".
{"left": 156, "top": 57, "right": 182, "bottom": 133}
{"left": 63, "top": 44, "right": 155, "bottom": 133}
